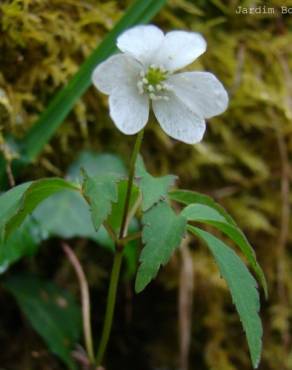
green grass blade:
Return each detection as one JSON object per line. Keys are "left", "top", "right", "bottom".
{"left": 21, "top": 0, "right": 167, "bottom": 162}
{"left": 0, "top": 0, "right": 167, "bottom": 186}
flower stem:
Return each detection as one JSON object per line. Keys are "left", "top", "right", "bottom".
{"left": 119, "top": 129, "right": 144, "bottom": 239}
{"left": 96, "top": 250, "right": 123, "bottom": 365}
{"left": 96, "top": 129, "right": 144, "bottom": 365}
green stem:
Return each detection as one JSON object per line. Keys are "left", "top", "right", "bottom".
{"left": 96, "top": 250, "right": 123, "bottom": 365}
{"left": 119, "top": 129, "right": 144, "bottom": 239}
{"left": 96, "top": 130, "right": 144, "bottom": 365}
{"left": 120, "top": 231, "right": 142, "bottom": 245}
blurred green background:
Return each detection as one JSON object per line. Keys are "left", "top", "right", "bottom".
{"left": 0, "top": 0, "right": 292, "bottom": 369}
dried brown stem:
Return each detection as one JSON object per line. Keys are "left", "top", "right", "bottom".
{"left": 275, "top": 123, "right": 291, "bottom": 351}
{"left": 178, "top": 236, "right": 194, "bottom": 370}
{"left": 62, "top": 242, "right": 95, "bottom": 364}
{"left": 5, "top": 162, "right": 15, "bottom": 188}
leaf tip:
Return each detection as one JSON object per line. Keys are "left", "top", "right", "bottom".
{"left": 134, "top": 279, "right": 145, "bottom": 294}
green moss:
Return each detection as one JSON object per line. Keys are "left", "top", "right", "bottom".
{"left": 0, "top": 0, "right": 292, "bottom": 369}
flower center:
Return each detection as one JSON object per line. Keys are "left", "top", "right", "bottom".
{"left": 146, "top": 67, "right": 167, "bottom": 85}
{"left": 137, "top": 65, "right": 170, "bottom": 100}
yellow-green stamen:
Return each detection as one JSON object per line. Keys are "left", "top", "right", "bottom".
{"left": 146, "top": 67, "right": 167, "bottom": 86}
{"left": 137, "top": 65, "right": 170, "bottom": 100}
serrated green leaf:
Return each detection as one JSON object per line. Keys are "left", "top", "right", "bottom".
{"left": 67, "top": 151, "right": 126, "bottom": 183}
{"left": 169, "top": 189, "right": 236, "bottom": 225}
{"left": 82, "top": 171, "right": 122, "bottom": 231}
{"left": 181, "top": 204, "right": 268, "bottom": 298}
{"left": 135, "top": 201, "right": 186, "bottom": 293}
{"left": 188, "top": 226, "right": 262, "bottom": 369}
{"left": 5, "top": 275, "right": 82, "bottom": 369}
{"left": 135, "top": 155, "right": 176, "bottom": 211}
{"left": 1, "top": 185, "right": 118, "bottom": 274}
{"left": 5, "top": 178, "right": 79, "bottom": 239}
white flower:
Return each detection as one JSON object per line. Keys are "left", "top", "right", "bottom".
{"left": 92, "top": 25, "right": 228, "bottom": 144}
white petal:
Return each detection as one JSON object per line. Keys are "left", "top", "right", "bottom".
{"left": 109, "top": 85, "right": 149, "bottom": 135}
{"left": 117, "top": 25, "right": 164, "bottom": 65}
{"left": 169, "top": 72, "right": 229, "bottom": 118}
{"left": 152, "top": 93, "right": 206, "bottom": 144}
{"left": 92, "top": 53, "right": 141, "bottom": 95}
{"left": 153, "top": 31, "right": 206, "bottom": 71}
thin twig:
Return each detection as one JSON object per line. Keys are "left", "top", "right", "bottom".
{"left": 274, "top": 53, "right": 292, "bottom": 354}
{"left": 5, "top": 162, "right": 15, "bottom": 188}
{"left": 0, "top": 138, "right": 15, "bottom": 188}
{"left": 274, "top": 122, "right": 291, "bottom": 350}
{"left": 62, "top": 242, "right": 95, "bottom": 364}
{"left": 72, "top": 345, "right": 90, "bottom": 369}
{"left": 230, "top": 43, "right": 245, "bottom": 96}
